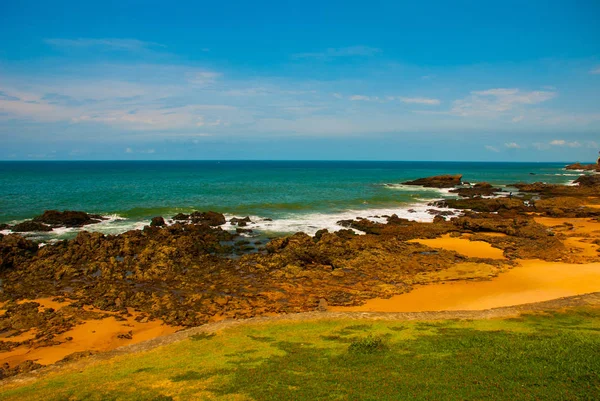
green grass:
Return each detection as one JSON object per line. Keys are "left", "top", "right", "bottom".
{"left": 2, "top": 308, "right": 600, "bottom": 400}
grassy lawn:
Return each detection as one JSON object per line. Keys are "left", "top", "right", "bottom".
{"left": 1, "top": 308, "right": 599, "bottom": 400}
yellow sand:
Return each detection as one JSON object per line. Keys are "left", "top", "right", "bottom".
{"left": 408, "top": 234, "right": 506, "bottom": 259}
{"left": 333, "top": 260, "right": 600, "bottom": 312}
{"left": 0, "top": 312, "right": 180, "bottom": 367}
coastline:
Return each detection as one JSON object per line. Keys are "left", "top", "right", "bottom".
{"left": 1, "top": 163, "right": 599, "bottom": 379}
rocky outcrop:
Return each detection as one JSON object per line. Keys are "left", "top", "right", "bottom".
{"left": 402, "top": 175, "right": 462, "bottom": 188}
{"left": 2, "top": 182, "right": 600, "bottom": 374}
{"left": 574, "top": 175, "right": 600, "bottom": 187}
{"left": 12, "top": 221, "right": 53, "bottom": 232}
{"left": 565, "top": 162, "right": 599, "bottom": 171}
{"left": 431, "top": 197, "right": 528, "bottom": 213}
{"left": 513, "top": 181, "right": 600, "bottom": 198}
{"left": 190, "top": 211, "right": 226, "bottom": 226}
{"left": 450, "top": 182, "right": 502, "bottom": 198}
{"left": 0, "top": 234, "right": 38, "bottom": 270}
{"left": 230, "top": 217, "right": 251, "bottom": 226}
{"left": 33, "top": 210, "right": 105, "bottom": 228}
{"left": 0, "top": 360, "right": 43, "bottom": 380}
{"left": 150, "top": 217, "right": 166, "bottom": 227}
{"left": 172, "top": 213, "right": 189, "bottom": 221}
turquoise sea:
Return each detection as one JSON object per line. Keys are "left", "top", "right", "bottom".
{"left": 0, "top": 161, "right": 581, "bottom": 239}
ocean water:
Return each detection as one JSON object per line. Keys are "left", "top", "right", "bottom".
{"left": 0, "top": 161, "right": 580, "bottom": 239}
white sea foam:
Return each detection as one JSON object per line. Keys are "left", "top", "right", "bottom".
{"left": 224, "top": 204, "right": 461, "bottom": 236}
{"left": 382, "top": 183, "right": 456, "bottom": 196}
{"left": 2, "top": 204, "right": 462, "bottom": 239}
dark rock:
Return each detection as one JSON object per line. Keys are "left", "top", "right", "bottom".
{"left": 432, "top": 198, "right": 527, "bottom": 213}
{"left": 402, "top": 174, "right": 463, "bottom": 188}
{"left": 150, "top": 217, "right": 166, "bottom": 227}
{"left": 337, "top": 219, "right": 353, "bottom": 228}
{"left": 433, "top": 215, "right": 446, "bottom": 223}
{"left": 236, "top": 228, "right": 253, "bottom": 234}
{"left": 427, "top": 209, "right": 455, "bottom": 216}
{"left": 33, "top": 210, "right": 105, "bottom": 228}
{"left": 387, "top": 214, "right": 411, "bottom": 225}
{"left": 574, "top": 175, "right": 600, "bottom": 187}
{"left": 230, "top": 217, "right": 251, "bottom": 225}
{"left": 450, "top": 182, "right": 501, "bottom": 198}
{"left": 0, "top": 224, "right": 9, "bottom": 231}
{"left": 12, "top": 221, "right": 53, "bottom": 232}
{"left": 0, "top": 234, "right": 38, "bottom": 270}
{"left": 117, "top": 330, "right": 133, "bottom": 340}
{"left": 314, "top": 229, "right": 329, "bottom": 242}
{"left": 0, "top": 360, "right": 43, "bottom": 379}
{"left": 172, "top": 213, "right": 190, "bottom": 221}
{"left": 190, "top": 211, "right": 226, "bottom": 226}
{"left": 335, "top": 229, "right": 357, "bottom": 239}
{"left": 565, "top": 162, "right": 599, "bottom": 171}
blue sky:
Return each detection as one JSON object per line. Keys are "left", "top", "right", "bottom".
{"left": 0, "top": 0, "right": 599, "bottom": 161}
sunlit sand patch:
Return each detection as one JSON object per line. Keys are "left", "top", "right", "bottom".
{"left": 408, "top": 234, "right": 506, "bottom": 259}
{"left": 534, "top": 217, "right": 600, "bottom": 235}
{"left": 563, "top": 237, "right": 600, "bottom": 258}
{"left": 413, "top": 262, "right": 500, "bottom": 284}
{"left": 332, "top": 260, "right": 600, "bottom": 313}
{"left": 0, "top": 312, "right": 181, "bottom": 367}
{"left": 0, "top": 329, "right": 38, "bottom": 343}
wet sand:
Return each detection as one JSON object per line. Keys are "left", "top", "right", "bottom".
{"left": 408, "top": 234, "right": 506, "bottom": 259}
{"left": 332, "top": 260, "right": 600, "bottom": 312}
{"left": 333, "top": 216, "right": 600, "bottom": 313}
{"left": 534, "top": 217, "right": 600, "bottom": 235}
{"left": 0, "top": 310, "right": 180, "bottom": 367}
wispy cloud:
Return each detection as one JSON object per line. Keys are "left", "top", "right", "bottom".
{"left": 485, "top": 145, "right": 500, "bottom": 152}
{"left": 187, "top": 71, "right": 222, "bottom": 86}
{"left": 504, "top": 142, "right": 521, "bottom": 149}
{"left": 589, "top": 66, "right": 600, "bottom": 75}
{"left": 44, "top": 38, "right": 165, "bottom": 52}
{"left": 349, "top": 95, "right": 377, "bottom": 101}
{"left": 292, "top": 46, "right": 381, "bottom": 60}
{"left": 397, "top": 97, "right": 440, "bottom": 105}
{"left": 550, "top": 139, "right": 581, "bottom": 148}
{"left": 451, "top": 88, "right": 556, "bottom": 117}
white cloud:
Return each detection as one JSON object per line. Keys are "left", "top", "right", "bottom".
{"left": 349, "top": 95, "right": 375, "bottom": 101}
{"left": 125, "top": 147, "right": 133, "bottom": 153}
{"left": 44, "top": 38, "right": 165, "bottom": 52}
{"left": 472, "top": 88, "right": 519, "bottom": 96}
{"left": 512, "top": 116, "right": 525, "bottom": 123}
{"left": 590, "top": 66, "right": 600, "bottom": 75}
{"left": 550, "top": 139, "right": 581, "bottom": 148}
{"left": 485, "top": 145, "right": 500, "bottom": 152}
{"left": 451, "top": 88, "right": 556, "bottom": 117}
{"left": 188, "top": 71, "right": 222, "bottom": 86}
{"left": 292, "top": 46, "right": 381, "bottom": 60}
{"left": 398, "top": 97, "right": 440, "bottom": 105}
{"left": 505, "top": 142, "right": 521, "bottom": 149}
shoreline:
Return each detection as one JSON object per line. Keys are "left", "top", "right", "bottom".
{"left": 1, "top": 166, "right": 599, "bottom": 379}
